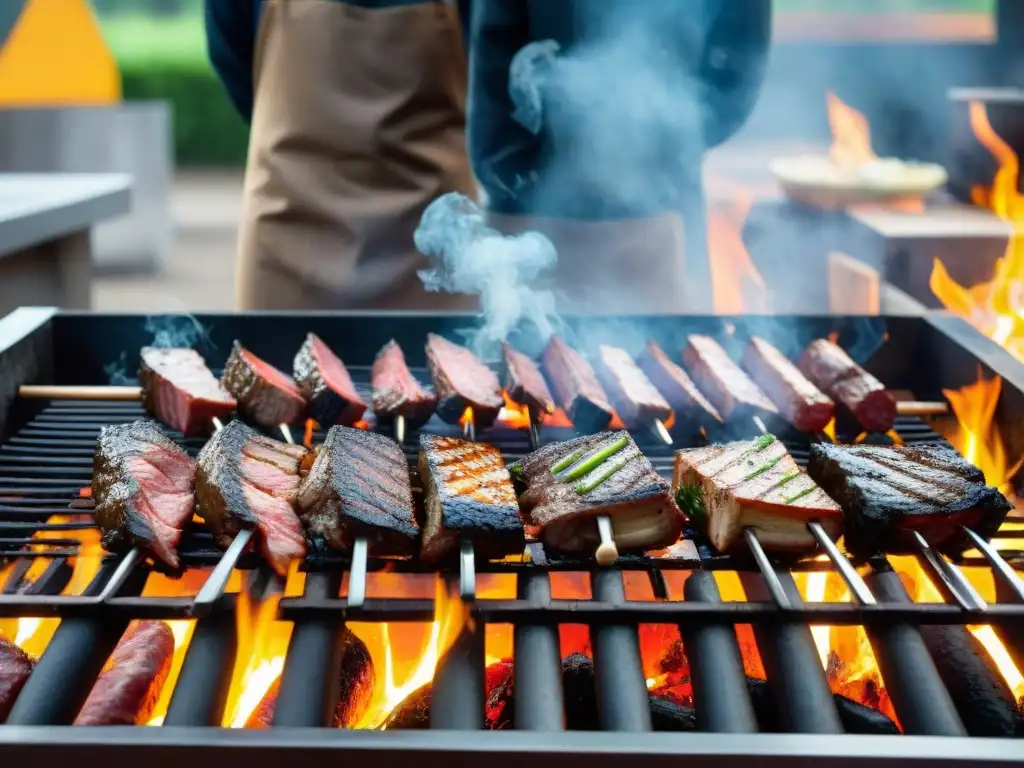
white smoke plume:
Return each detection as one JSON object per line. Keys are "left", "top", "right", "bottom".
{"left": 104, "top": 312, "right": 214, "bottom": 385}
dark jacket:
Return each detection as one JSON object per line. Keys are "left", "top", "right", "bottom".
{"left": 204, "top": 0, "right": 471, "bottom": 121}
{"left": 468, "top": 0, "right": 771, "bottom": 218}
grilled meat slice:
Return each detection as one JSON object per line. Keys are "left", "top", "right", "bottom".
{"left": 297, "top": 426, "right": 418, "bottom": 557}
{"left": 371, "top": 339, "right": 437, "bottom": 427}
{"left": 517, "top": 431, "right": 684, "bottom": 554}
{"left": 683, "top": 335, "right": 778, "bottom": 426}
{"left": 741, "top": 336, "right": 834, "bottom": 433}
{"left": 543, "top": 335, "right": 614, "bottom": 433}
{"left": 196, "top": 420, "right": 309, "bottom": 575}
{"left": 595, "top": 345, "right": 672, "bottom": 429}
{"left": 636, "top": 340, "right": 722, "bottom": 431}
{"left": 807, "top": 443, "right": 1012, "bottom": 557}
{"left": 139, "top": 347, "right": 236, "bottom": 436}
{"left": 417, "top": 434, "right": 524, "bottom": 562}
{"left": 222, "top": 341, "right": 307, "bottom": 429}
{"left": 673, "top": 435, "right": 842, "bottom": 553}
{"left": 74, "top": 620, "right": 174, "bottom": 726}
{"left": 798, "top": 340, "right": 896, "bottom": 433}
{"left": 503, "top": 343, "right": 555, "bottom": 416}
{"left": 293, "top": 333, "right": 367, "bottom": 427}
{"left": 93, "top": 420, "right": 196, "bottom": 568}
{"left": 425, "top": 334, "right": 504, "bottom": 429}
{"left": 0, "top": 635, "right": 34, "bottom": 722}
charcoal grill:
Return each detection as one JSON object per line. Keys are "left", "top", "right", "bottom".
{"left": 1, "top": 308, "right": 1024, "bottom": 766}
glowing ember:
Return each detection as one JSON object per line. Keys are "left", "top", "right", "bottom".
{"left": 827, "top": 91, "right": 877, "bottom": 168}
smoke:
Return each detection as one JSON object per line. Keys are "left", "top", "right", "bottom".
{"left": 103, "top": 313, "right": 214, "bottom": 385}
{"left": 415, "top": 192, "right": 560, "bottom": 355}
{"left": 509, "top": 40, "right": 560, "bottom": 135}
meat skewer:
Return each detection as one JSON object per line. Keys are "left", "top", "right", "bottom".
{"left": 0, "top": 635, "right": 34, "bottom": 722}
{"left": 594, "top": 344, "right": 673, "bottom": 444}
{"left": 293, "top": 333, "right": 367, "bottom": 428}
{"left": 797, "top": 339, "right": 897, "bottom": 434}
{"left": 371, "top": 339, "right": 438, "bottom": 446}
{"left": 138, "top": 347, "right": 237, "bottom": 436}
{"left": 222, "top": 341, "right": 307, "bottom": 431}
{"left": 503, "top": 343, "right": 555, "bottom": 447}
{"left": 683, "top": 335, "right": 779, "bottom": 431}
{"left": 543, "top": 335, "right": 615, "bottom": 434}
{"left": 425, "top": 333, "right": 504, "bottom": 436}
{"left": 741, "top": 336, "right": 834, "bottom": 433}
{"left": 636, "top": 340, "right": 723, "bottom": 437}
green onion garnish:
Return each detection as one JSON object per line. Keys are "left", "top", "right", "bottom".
{"left": 744, "top": 456, "right": 781, "bottom": 481}
{"left": 675, "top": 484, "right": 706, "bottom": 528}
{"left": 550, "top": 449, "right": 584, "bottom": 475}
{"left": 752, "top": 434, "right": 775, "bottom": 451}
{"left": 784, "top": 485, "right": 816, "bottom": 504}
{"left": 557, "top": 435, "right": 630, "bottom": 481}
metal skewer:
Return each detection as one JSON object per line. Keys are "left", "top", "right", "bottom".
{"left": 462, "top": 416, "right": 476, "bottom": 442}
{"left": 652, "top": 418, "right": 673, "bottom": 445}
{"left": 394, "top": 414, "right": 406, "bottom": 446}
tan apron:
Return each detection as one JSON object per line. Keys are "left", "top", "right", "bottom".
{"left": 236, "top": 0, "right": 478, "bottom": 310}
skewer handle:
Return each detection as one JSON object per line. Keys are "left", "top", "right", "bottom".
{"left": 896, "top": 401, "right": 948, "bottom": 417}
{"left": 18, "top": 385, "right": 142, "bottom": 401}
{"left": 394, "top": 414, "right": 406, "bottom": 446}
{"left": 595, "top": 515, "right": 618, "bottom": 566}
{"left": 280, "top": 423, "right": 295, "bottom": 444}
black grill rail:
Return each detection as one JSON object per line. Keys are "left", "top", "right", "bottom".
{"left": 1, "top": 369, "right": 1024, "bottom": 735}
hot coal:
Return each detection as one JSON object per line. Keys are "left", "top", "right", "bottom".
{"left": 93, "top": 420, "right": 196, "bottom": 569}
{"left": 0, "top": 635, "right": 34, "bottom": 723}
{"left": 741, "top": 336, "right": 834, "bottom": 433}
{"left": 798, "top": 339, "right": 896, "bottom": 434}
{"left": 636, "top": 339, "right": 722, "bottom": 435}
{"left": 138, "top": 347, "right": 236, "bottom": 436}
{"left": 222, "top": 341, "right": 307, "bottom": 429}
{"left": 503, "top": 342, "right": 555, "bottom": 416}
{"left": 683, "top": 335, "right": 778, "bottom": 428}
{"left": 370, "top": 339, "right": 437, "bottom": 427}
{"left": 543, "top": 335, "right": 614, "bottom": 433}
{"left": 293, "top": 333, "right": 367, "bottom": 427}
{"left": 595, "top": 344, "right": 672, "bottom": 429}
{"left": 426, "top": 333, "right": 504, "bottom": 429}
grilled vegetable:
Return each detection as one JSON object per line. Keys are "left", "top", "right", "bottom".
{"left": 139, "top": 347, "right": 236, "bottom": 436}
{"left": 293, "top": 333, "right": 367, "bottom": 427}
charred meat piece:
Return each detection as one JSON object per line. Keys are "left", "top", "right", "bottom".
{"left": 293, "top": 333, "right": 367, "bottom": 427}
{"left": 517, "top": 431, "right": 684, "bottom": 554}
{"left": 503, "top": 343, "right": 555, "bottom": 416}
{"left": 93, "top": 420, "right": 196, "bottom": 568}
{"left": 418, "top": 434, "right": 524, "bottom": 563}
{"left": 0, "top": 635, "right": 34, "bottom": 722}
{"left": 636, "top": 340, "right": 722, "bottom": 431}
{"left": 543, "top": 335, "right": 614, "bottom": 433}
{"left": 246, "top": 627, "right": 374, "bottom": 728}
{"left": 595, "top": 345, "right": 672, "bottom": 429}
{"left": 74, "top": 620, "right": 174, "bottom": 726}
{"left": 371, "top": 339, "right": 437, "bottom": 427}
{"left": 741, "top": 336, "right": 834, "bottom": 433}
{"left": 683, "top": 335, "right": 778, "bottom": 426}
{"left": 808, "top": 443, "right": 1012, "bottom": 557}
{"left": 139, "top": 347, "right": 236, "bottom": 436}
{"left": 297, "top": 426, "right": 418, "bottom": 557}
{"left": 196, "top": 420, "right": 309, "bottom": 575}
{"left": 425, "top": 334, "right": 504, "bottom": 429}
{"left": 798, "top": 339, "right": 896, "bottom": 433}
{"left": 222, "top": 341, "right": 307, "bottom": 429}
{"left": 674, "top": 435, "right": 842, "bottom": 553}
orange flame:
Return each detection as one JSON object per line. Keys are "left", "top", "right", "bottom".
{"left": 303, "top": 419, "right": 317, "bottom": 449}
{"left": 827, "top": 91, "right": 878, "bottom": 168}
{"left": 459, "top": 406, "right": 474, "bottom": 429}
{"left": 498, "top": 392, "right": 532, "bottom": 429}
{"left": 708, "top": 193, "right": 769, "bottom": 314}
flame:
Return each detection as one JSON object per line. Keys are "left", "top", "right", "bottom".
{"left": 853, "top": 430, "right": 905, "bottom": 446}
{"left": 827, "top": 92, "right": 877, "bottom": 168}
{"left": 708, "top": 193, "right": 769, "bottom": 314}
{"left": 498, "top": 391, "right": 532, "bottom": 429}
{"left": 459, "top": 406, "right": 474, "bottom": 429}
{"left": 303, "top": 419, "right": 317, "bottom": 449}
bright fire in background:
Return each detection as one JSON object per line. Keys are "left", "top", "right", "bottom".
{"left": 707, "top": 190, "right": 769, "bottom": 314}
{"left": 827, "top": 91, "right": 877, "bottom": 168}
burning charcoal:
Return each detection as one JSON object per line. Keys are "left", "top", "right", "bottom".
{"left": 741, "top": 336, "right": 834, "bottom": 433}
{"left": 594, "top": 345, "right": 672, "bottom": 429}
{"left": 371, "top": 339, "right": 437, "bottom": 428}
{"left": 543, "top": 335, "right": 614, "bottom": 433}
{"left": 743, "top": 677, "right": 899, "bottom": 735}
{"left": 297, "top": 426, "right": 418, "bottom": 557}
{"left": 293, "top": 333, "right": 367, "bottom": 427}
{"left": 425, "top": 333, "right": 504, "bottom": 429}
{"left": 808, "top": 443, "right": 1012, "bottom": 557}
{"left": 683, "top": 335, "right": 778, "bottom": 428}
{"left": 636, "top": 340, "right": 722, "bottom": 434}
{"left": 196, "top": 420, "right": 309, "bottom": 576}
{"left": 74, "top": 621, "right": 174, "bottom": 726}
{"left": 93, "top": 420, "right": 197, "bottom": 568}
{"left": 503, "top": 342, "right": 555, "bottom": 416}
{"left": 139, "top": 347, "right": 236, "bottom": 436}
{"left": 418, "top": 434, "right": 524, "bottom": 563}
{"left": 798, "top": 339, "right": 896, "bottom": 434}
{"left": 649, "top": 695, "right": 699, "bottom": 732}
{"left": 0, "top": 635, "right": 34, "bottom": 722}
{"left": 246, "top": 628, "right": 374, "bottom": 728}
{"left": 222, "top": 341, "right": 307, "bottom": 429}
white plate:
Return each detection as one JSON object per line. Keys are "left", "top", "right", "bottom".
{"left": 769, "top": 155, "right": 948, "bottom": 208}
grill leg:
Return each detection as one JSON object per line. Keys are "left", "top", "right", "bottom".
{"left": 513, "top": 571, "right": 564, "bottom": 731}
{"left": 431, "top": 575, "right": 485, "bottom": 730}
{"left": 164, "top": 610, "right": 237, "bottom": 726}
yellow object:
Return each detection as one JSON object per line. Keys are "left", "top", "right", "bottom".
{"left": 0, "top": 0, "right": 120, "bottom": 106}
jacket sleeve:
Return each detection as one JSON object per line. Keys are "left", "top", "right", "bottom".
{"left": 204, "top": 0, "right": 258, "bottom": 122}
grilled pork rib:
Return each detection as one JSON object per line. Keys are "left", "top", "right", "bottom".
{"left": 595, "top": 345, "right": 672, "bottom": 429}
{"left": 673, "top": 435, "right": 842, "bottom": 553}
{"left": 636, "top": 340, "right": 722, "bottom": 431}
{"left": 503, "top": 343, "right": 555, "bottom": 416}
{"left": 683, "top": 335, "right": 778, "bottom": 427}
{"left": 222, "top": 341, "right": 307, "bottom": 429}
{"left": 297, "top": 426, "right": 418, "bottom": 557}
{"left": 139, "top": 347, "right": 236, "bottom": 436}
{"left": 196, "top": 420, "right": 308, "bottom": 575}
{"left": 543, "top": 335, "right": 614, "bottom": 433}
{"left": 293, "top": 333, "right": 367, "bottom": 427}
{"left": 741, "top": 336, "right": 834, "bottom": 433}
{"left": 371, "top": 339, "right": 437, "bottom": 427}
{"left": 418, "top": 434, "right": 524, "bottom": 563}
{"left": 426, "top": 334, "right": 504, "bottom": 429}
{"left": 93, "top": 420, "right": 197, "bottom": 568}
{"left": 808, "top": 443, "right": 1012, "bottom": 557}
{"left": 517, "top": 432, "right": 684, "bottom": 554}
{"left": 798, "top": 339, "right": 896, "bottom": 434}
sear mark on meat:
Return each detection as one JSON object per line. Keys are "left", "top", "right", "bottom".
{"left": 139, "top": 347, "right": 236, "bottom": 436}
{"left": 294, "top": 333, "right": 367, "bottom": 427}
{"left": 595, "top": 344, "right": 672, "bottom": 429}
{"left": 543, "top": 335, "right": 614, "bottom": 433}
{"left": 425, "top": 334, "right": 504, "bottom": 429}
{"left": 371, "top": 339, "right": 437, "bottom": 427}
{"left": 222, "top": 341, "right": 307, "bottom": 430}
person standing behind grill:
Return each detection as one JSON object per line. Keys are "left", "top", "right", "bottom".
{"left": 205, "top": 0, "right": 477, "bottom": 310}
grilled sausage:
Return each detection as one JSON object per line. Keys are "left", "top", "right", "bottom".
{"left": 797, "top": 339, "right": 896, "bottom": 433}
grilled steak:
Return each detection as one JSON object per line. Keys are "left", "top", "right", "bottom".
{"left": 798, "top": 339, "right": 896, "bottom": 433}
{"left": 196, "top": 420, "right": 309, "bottom": 575}
{"left": 139, "top": 347, "right": 236, "bottom": 436}
{"left": 542, "top": 335, "right": 614, "bottom": 433}
{"left": 503, "top": 343, "right": 555, "bottom": 415}
{"left": 74, "top": 620, "right": 174, "bottom": 726}
{"left": 741, "top": 336, "right": 834, "bottom": 433}
{"left": 371, "top": 339, "right": 437, "bottom": 427}
{"left": 222, "top": 341, "right": 307, "bottom": 430}
{"left": 516, "top": 431, "right": 684, "bottom": 554}
{"left": 683, "top": 335, "right": 778, "bottom": 426}
{"left": 418, "top": 434, "right": 524, "bottom": 562}
{"left": 0, "top": 636, "right": 33, "bottom": 722}
{"left": 674, "top": 435, "right": 842, "bottom": 553}
{"left": 293, "top": 333, "right": 367, "bottom": 427}
{"left": 595, "top": 345, "right": 672, "bottom": 429}
{"left": 297, "top": 426, "right": 418, "bottom": 557}
{"left": 425, "top": 334, "right": 504, "bottom": 429}
{"left": 93, "top": 420, "right": 196, "bottom": 568}
{"left": 636, "top": 340, "right": 722, "bottom": 431}
{"left": 807, "top": 443, "right": 1012, "bottom": 557}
